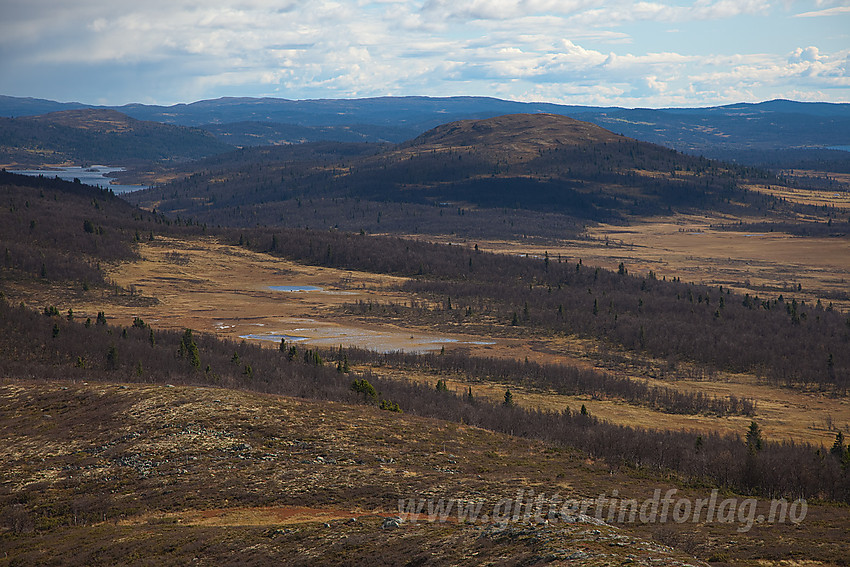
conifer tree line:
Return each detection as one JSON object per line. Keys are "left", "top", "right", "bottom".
{"left": 241, "top": 227, "right": 849, "bottom": 391}
{"left": 1, "top": 298, "right": 847, "bottom": 503}
{"left": 339, "top": 346, "right": 756, "bottom": 416}
{"left": 0, "top": 171, "right": 205, "bottom": 286}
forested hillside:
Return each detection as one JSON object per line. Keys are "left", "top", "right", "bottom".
{"left": 0, "top": 109, "right": 232, "bottom": 166}
{"left": 128, "top": 114, "right": 782, "bottom": 229}
{"left": 0, "top": 171, "right": 199, "bottom": 287}
{"left": 201, "top": 120, "right": 407, "bottom": 145}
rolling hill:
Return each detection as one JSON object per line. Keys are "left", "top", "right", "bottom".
{"left": 1, "top": 379, "right": 706, "bottom": 566}
{"left": 402, "top": 112, "right": 624, "bottom": 154}
{"left": 0, "top": 108, "right": 233, "bottom": 167}
{"left": 128, "top": 113, "right": 777, "bottom": 229}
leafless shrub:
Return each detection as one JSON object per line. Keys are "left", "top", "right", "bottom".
{"left": 164, "top": 251, "right": 190, "bottom": 265}
{"left": 1, "top": 504, "right": 35, "bottom": 534}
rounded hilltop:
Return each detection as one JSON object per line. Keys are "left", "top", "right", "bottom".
{"left": 405, "top": 113, "right": 625, "bottom": 160}
{"left": 27, "top": 108, "right": 142, "bottom": 133}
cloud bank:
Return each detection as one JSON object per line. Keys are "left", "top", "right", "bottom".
{"left": 0, "top": 0, "right": 847, "bottom": 106}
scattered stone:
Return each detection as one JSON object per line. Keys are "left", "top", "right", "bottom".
{"left": 381, "top": 517, "right": 403, "bottom": 529}
{"left": 546, "top": 549, "right": 589, "bottom": 561}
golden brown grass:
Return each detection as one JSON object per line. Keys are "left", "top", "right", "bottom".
{"left": 82, "top": 235, "right": 414, "bottom": 341}
{"left": 743, "top": 182, "right": 850, "bottom": 208}
{"left": 5, "top": 231, "right": 848, "bottom": 446}
{"left": 419, "top": 212, "right": 850, "bottom": 311}
{"left": 2, "top": 380, "right": 847, "bottom": 566}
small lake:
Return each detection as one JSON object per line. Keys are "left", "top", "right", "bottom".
{"left": 241, "top": 334, "right": 311, "bottom": 343}
{"left": 241, "top": 323, "right": 496, "bottom": 355}
{"left": 8, "top": 165, "right": 148, "bottom": 194}
{"left": 267, "top": 285, "right": 357, "bottom": 296}
{"left": 269, "top": 285, "right": 323, "bottom": 292}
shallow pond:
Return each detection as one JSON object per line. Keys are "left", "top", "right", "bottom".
{"left": 240, "top": 320, "right": 495, "bottom": 354}
{"left": 269, "top": 285, "right": 323, "bottom": 292}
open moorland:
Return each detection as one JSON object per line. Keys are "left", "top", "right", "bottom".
{"left": 418, "top": 213, "right": 850, "bottom": 312}
{"left": 4, "top": 379, "right": 847, "bottom": 567}
{"left": 11, "top": 232, "right": 846, "bottom": 448}
{"left": 2, "top": 108, "right": 850, "bottom": 565}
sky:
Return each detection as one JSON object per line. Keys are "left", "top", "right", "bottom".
{"left": 0, "top": 0, "right": 848, "bottom": 108}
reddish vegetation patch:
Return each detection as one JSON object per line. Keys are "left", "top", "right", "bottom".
{"left": 188, "top": 506, "right": 362, "bottom": 525}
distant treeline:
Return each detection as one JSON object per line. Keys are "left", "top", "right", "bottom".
{"left": 1, "top": 299, "right": 847, "bottom": 504}
{"left": 713, "top": 219, "right": 850, "bottom": 238}
{"left": 167, "top": 194, "right": 586, "bottom": 240}
{"left": 707, "top": 147, "right": 850, "bottom": 174}
{"left": 236, "top": 227, "right": 849, "bottom": 391}
{"left": 339, "top": 346, "right": 756, "bottom": 417}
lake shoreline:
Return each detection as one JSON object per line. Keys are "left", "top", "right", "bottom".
{"left": 8, "top": 164, "right": 149, "bottom": 194}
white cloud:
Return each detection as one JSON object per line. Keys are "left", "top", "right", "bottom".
{"left": 689, "top": 0, "right": 771, "bottom": 19}
{"left": 794, "top": 5, "right": 850, "bottom": 17}
{"left": 789, "top": 46, "right": 824, "bottom": 63}
{"left": 0, "top": 0, "right": 848, "bottom": 106}
{"left": 419, "top": 0, "right": 771, "bottom": 23}
{"left": 420, "top": 0, "right": 600, "bottom": 21}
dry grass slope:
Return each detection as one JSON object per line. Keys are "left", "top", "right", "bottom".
{"left": 2, "top": 380, "right": 848, "bottom": 566}
{"left": 0, "top": 380, "right": 707, "bottom": 566}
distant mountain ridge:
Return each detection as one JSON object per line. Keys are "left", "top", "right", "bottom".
{"left": 668, "top": 99, "right": 850, "bottom": 117}
{"left": 0, "top": 95, "right": 89, "bottom": 117}
{"left": 27, "top": 108, "right": 144, "bottom": 132}
{"left": 3, "top": 95, "right": 849, "bottom": 162}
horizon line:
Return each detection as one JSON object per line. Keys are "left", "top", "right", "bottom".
{"left": 2, "top": 93, "right": 848, "bottom": 112}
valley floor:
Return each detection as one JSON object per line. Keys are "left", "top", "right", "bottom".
{"left": 419, "top": 212, "right": 850, "bottom": 312}
{"left": 7, "top": 228, "right": 846, "bottom": 447}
